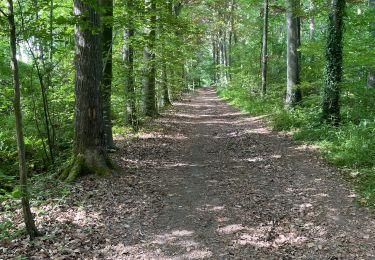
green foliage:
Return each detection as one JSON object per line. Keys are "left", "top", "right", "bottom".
{"left": 215, "top": 0, "right": 375, "bottom": 208}
{"left": 0, "top": 218, "right": 16, "bottom": 242}
{"left": 219, "top": 84, "right": 281, "bottom": 115}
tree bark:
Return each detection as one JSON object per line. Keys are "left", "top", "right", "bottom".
{"left": 212, "top": 35, "right": 217, "bottom": 83}
{"left": 142, "top": 0, "right": 157, "bottom": 117}
{"left": 261, "top": 0, "right": 269, "bottom": 96}
{"left": 173, "top": 1, "right": 186, "bottom": 92}
{"left": 309, "top": 1, "right": 315, "bottom": 41}
{"left": 322, "top": 0, "right": 345, "bottom": 124}
{"left": 7, "top": 0, "right": 40, "bottom": 239}
{"left": 100, "top": 0, "right": 115, "bottom": 148}
{"left": 162, "top": 60, "right": 171, "bottom": 106}
{"left": 124, "top": 0, "right": 138, "bottom": 128}
{"left": 61, "top": 0, "right": 111, "bottom": 182}
{"left": 368, "top": 0, "right": 375, "bottom": 87}
{"left": 215, "top": 34, "right": 220, "bottom": 82}
{"left": 219, "top": 29, "right": 226, "bottom": 83}
{"left": 223, "top": 29, "right": 229, "bottom": 82}
{"left": 17, "top": 2, "right": 55, "bottom": 163}
{"left": 229, "top": 0, "right": 236, "bottom": 67}
{"left": 285, "top": 0, "right": 302, "bottom": 109}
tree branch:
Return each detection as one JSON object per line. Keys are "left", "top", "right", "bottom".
{"left": 0, "top": 7, "right": 8, "bottom": 17}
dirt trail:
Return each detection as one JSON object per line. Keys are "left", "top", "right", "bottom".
{"left": 4, "top": 87, "right": 375, "bottom": 259}
{"left": 110, "top": 87, "right": 375, "bottom": 259}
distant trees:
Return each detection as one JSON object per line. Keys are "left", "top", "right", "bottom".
{"left": 209, "top": 1, "right": 234, "bottom": 86}
{"left": 0, "top": 0, "right": 373, "bottom": 239}
{"left": 0, "top": 0, "right": 208, "bottom": 237}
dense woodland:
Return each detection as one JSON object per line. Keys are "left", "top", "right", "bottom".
{"left": 0, "top": 0, "right": 374, "bottom": 246}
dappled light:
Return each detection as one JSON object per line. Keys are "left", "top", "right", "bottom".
{"left": 3, "top": 90, "right": 375, "bottom": 258}
{"left": 1, "top": 0, "right": 374, "bottom": 258}
{"left": 101, "top": 88, "right": 375, "bottom": 258}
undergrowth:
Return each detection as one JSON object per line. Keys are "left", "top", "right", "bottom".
{"left": 218, "top": 84, "right": 375, "bottom": 209}
{"left": 0, "top": 174, "right": 71, "bottom": 243}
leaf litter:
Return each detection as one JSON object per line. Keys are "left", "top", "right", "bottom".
{"left": 1, "top": 87, "right": 375, "bottom": 259}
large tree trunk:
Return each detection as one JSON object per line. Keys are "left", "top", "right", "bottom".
{"left": 368, "top": 0, "right": 375, "bottom": 87}
{"left": 322, "top": 0, "right": 345, "bottom": 124}
{"left": 100, "top": 0, "right": 115, "bottom": 148}
{"left": 61, "top": 0, "right": 111, "bottom": 182}
{"left": 285, "top": 0, "right": 302, "bottom": 109}
{"left": 142, "top": 0, "right": 157, "bottom": 117}
{"left": 124, "top": 0, "right": 137, "bottom": 128}
{"left": 7, "top": 0, "right": 40, "bottom": 239}
{"left": 261, "top": 0, "right": 269, "bottom": 96}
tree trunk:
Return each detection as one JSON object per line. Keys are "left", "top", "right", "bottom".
{"left": 61, "top": 0, "right": 111, "bottom": 182}
{"left": 162, "top": 60, "right": 171, "bottom": 106}
{"left": 285, "top": 0, "right": 302, "bottom": 109}
{"left": 18, "top": 1, "right": 55, "bottom": 164}
{"left": 7, "top": 0, "right": 40, "bottom": 239}
{"left": 261, "top": 0, "right": 269, "bottom": 96}
{"left": 124, "top": 0, "right": 137, "bottom": 128}
{"left": 219, "top": 29, "right": 226, "bottom": 83}
{"left": 309, "top": 1, "right": 315, "bottom": 41}
{"left": 322, "top": 0, "right": 345, "bottom": 124}
{"left": 173, "top": 2, "right": 186, "bottom": 93}
{"left": 100, "top": 0, "right": 115, "bottom": 148}
{"left": 229, "top": 0, "right": 236, "bottom": 68}
{"left": 173, "top": 2, "right": 182, "bottom": 16}
{"left": 212, "top": 36, "right": 217, "bottom": 83}
{"left": 160, "top": 1, "right": 172, "bottom": 107}
{"left": 308, "top": 1, "right": 316, "bottom": 63}
{"left": 368, "top": 0, "right": 375, "bottom": 87}
{"left": 215, "top": 34, "right": 220, "bottom": 82}
{"left": 223, "top": 29, "right": 229, "bottom": 83}
{"left": 142, "top": 0, "right": 157, "bottom": 117}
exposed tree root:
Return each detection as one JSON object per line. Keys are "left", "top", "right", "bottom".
{"left": 60, "top": 150, "right": 113, "bottom": 182}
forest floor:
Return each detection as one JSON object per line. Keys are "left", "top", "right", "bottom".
{"left": 2, "top": 87, "right": 375, "bottom": 259}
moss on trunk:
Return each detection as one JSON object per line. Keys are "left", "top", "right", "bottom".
{"left": 60, "top": 151, "right": 112, "bottom": 182}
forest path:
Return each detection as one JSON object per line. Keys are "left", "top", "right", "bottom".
{"left": 7, "top": 87, "right": 375, "bottom": 259}
{"left": 108, "top": 87, "right": 375, "bottom": 259}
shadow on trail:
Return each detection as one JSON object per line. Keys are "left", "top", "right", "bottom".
{"left": 20, "top": 87, "right": 374, "bottom": 259}
{"left": 101, "top": 87, "right": 375, "bottom": 258}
